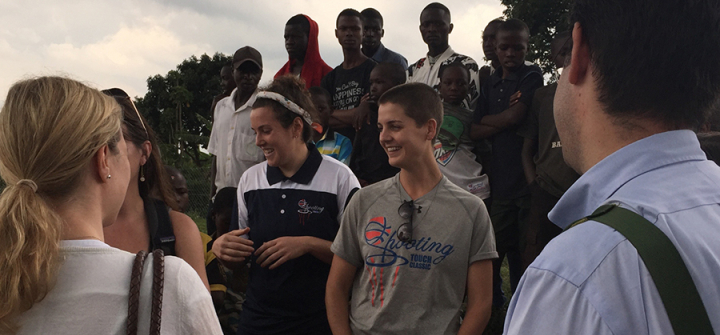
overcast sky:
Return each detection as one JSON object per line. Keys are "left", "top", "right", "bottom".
{"left": 0, "top": 0, "right": 505, "bottom": 104}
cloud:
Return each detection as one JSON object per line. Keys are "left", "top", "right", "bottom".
{"left": 0, "top": 0, "right": 506, "bottom": 104}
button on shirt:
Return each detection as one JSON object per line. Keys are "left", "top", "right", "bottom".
{"left": 208, "top": 89, "right": 265, "bottom": 191}
{"left": 474, "top": 64, "right": 543, "bottom": 199}
{"left": 504, "top": 130, "right": 720, "bottom": 334}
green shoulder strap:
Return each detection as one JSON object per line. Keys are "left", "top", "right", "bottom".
{"left": 569, "top": 205, "right": 714, "bottom": 334}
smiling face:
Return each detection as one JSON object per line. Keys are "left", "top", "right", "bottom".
{"left": 496, "top": 29, "right": 529, "bottom": 72}
{"left": 336, "top": 15, "right": 363, "bottom": 51}
{"left": 251, "top": 106, "right": 301, "bottom": 170}
{"left": 377, "top": 102, "right": 433, "bottom": 169}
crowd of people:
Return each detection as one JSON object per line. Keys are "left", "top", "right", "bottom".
{"left": 1, "top": 0, "right": 720, "bottom": 334}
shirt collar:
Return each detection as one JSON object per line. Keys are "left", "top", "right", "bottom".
{"left": 549, "top": 130, "right": 707, "bottom": 228}
{"left": 266, "top": 143, "right": 323, "bottom": 185}
{"left": 371, "top": 43, "right": 387, "bottom": 60}
{"left": 320, "top": 129, "right": 336, "bottom": 141}
{"left": 426, "top": 46, "right": 455, "bottom": 63}
{"left": 491, "top": 63, "right": 527, "bottom": 85}
{"left": 230, "top": 89, "right": 258, "bottom": 113}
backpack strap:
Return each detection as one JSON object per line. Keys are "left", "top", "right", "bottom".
{"left": 145, "top": 197, "right": 176, "bottom": 256}
{"left": 575, "top": 204, "right": 714, "bottom": 335}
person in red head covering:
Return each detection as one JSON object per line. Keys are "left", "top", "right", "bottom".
{"left": 275, "top": 14, "right": 332, "bottom": 89}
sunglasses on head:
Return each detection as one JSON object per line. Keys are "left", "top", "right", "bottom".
{"left": 102, "top": 88, "right": 149, "bottom": 138}
{"left": 397, "top": 200, "right": 415, "bottom": 243}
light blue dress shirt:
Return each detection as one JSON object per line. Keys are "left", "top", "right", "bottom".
{"left": 504, "top": 130, "right": 720, "bottom": 334}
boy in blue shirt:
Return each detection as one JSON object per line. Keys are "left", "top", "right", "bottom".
{"left": 310, "top": 86, "right": 352, "bottom": 165}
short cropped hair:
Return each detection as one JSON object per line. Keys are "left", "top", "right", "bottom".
{"left": 487, "top": 18, "right": 504, "bottom": 27}
{"left": 498, "top": 18, "right": 529, "bottom": 35}
{"left": 571, "top": 0, "right": 720, "bottom": 129}
{"left": 373, "top": 62, "right": 407, "bottom": 86}
{"left": 286, "top": 14, "right": 310, "bottom": 37}
{"left": 308, "top": 86, "right": 331, "bottom": 102}
{"left": 361, "top": 8, "right": 383, "bottom": 26}
{"left": 439, "top": 62, "right": 470, "bottom": 82}
{"left": 378, "top": 83, "right": 443, "bottom": 134}
{"left": 421, "top": 2, "right": 451, "bottom": 21}
{"left": 213, "top": 187, "right": 237, "bottom": 213}
{"left": 336, "top": 8, "right": 362, "bottom": 27}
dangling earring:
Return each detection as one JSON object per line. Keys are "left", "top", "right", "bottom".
{"left": 140, "top": 165, "right": 146, "bottom": 182}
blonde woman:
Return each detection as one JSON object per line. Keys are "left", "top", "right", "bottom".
{"left": 0, "top": 77, "right": 221, "bottom": 334}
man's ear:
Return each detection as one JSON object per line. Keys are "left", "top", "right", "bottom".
{"left": 381, "top": 28, "right": 385, "bottom": 38}
{"left": 567, "top": 22, "right": 591, "bottom": 85}
{"left": 448, "top": 23, "right": 454, "bottom": 34}
{"left": 335, "top": 29, "right": 340, "bottom": 39}
{"left": 95, "top": 144, "right": 111, "bottom": 182}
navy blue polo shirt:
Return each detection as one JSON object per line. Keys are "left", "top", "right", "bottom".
{"left": 232, "top": 144, "right": 360, "bottom": 335}
{"left": 474, "top": 63, "right": 543, "bottom": 200}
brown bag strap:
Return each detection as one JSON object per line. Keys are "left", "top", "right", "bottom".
{"left": 149, "top": 249, "right": 164, "bottom": 335}
{"left": 127, "top": 250, "right": 148, "bottom": 335}
{"left": 127, "top": 249, "right": 165, "bottom": 335}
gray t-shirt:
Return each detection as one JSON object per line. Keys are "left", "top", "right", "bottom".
{"left": 331, "top": 174, "right": 497, "bottom": 335}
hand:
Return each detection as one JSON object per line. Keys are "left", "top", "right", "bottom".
{"left": 360, "top": 93, "right": 370, "bottom": 103}
{"left": 212, "top": 228, "right": 254, "bottom": 263}
{"left": 353, "top": 95, "right": 371, "bottom": 130}
{"left": 509, "top": 91, "right": 522, "bottom": 106}
{"left": 255, "top": 236, "right": 309, "bottom": 269}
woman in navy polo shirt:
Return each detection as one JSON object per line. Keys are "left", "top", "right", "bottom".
{"left": 212, "top": 75, "right": 360, "bottom": 335}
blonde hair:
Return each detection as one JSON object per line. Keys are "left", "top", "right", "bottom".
{"left": 0, "top": 76, "right": 122, "bottom": 334}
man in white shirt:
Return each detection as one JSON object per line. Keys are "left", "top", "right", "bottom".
{"left": 209, "top": 46, "right": 265, "bottom": 197}
{"left": 406, "top": 2, "right": 481, "bottom": 110}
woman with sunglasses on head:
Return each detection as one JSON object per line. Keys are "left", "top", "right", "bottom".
{"left": 0, "top": 77, "right": 221, "bottom": 334}
{"left": 102, "top": 88, "right": 210, "bottom": 290}
{"left": 326, "top": 83, "right": 497, "bottom": 335}
{"left": 212, "top": 75, "right": 360, "bottom": 335}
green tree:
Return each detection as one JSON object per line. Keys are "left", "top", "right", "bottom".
{"left": 133, "top": 52, "right": 232, "bottom": 220}
{"left": 501, "top": 0, "right": 573, "bottom": 79}
{"left": 135, "top": 52, "right": 232, "bottom": 168}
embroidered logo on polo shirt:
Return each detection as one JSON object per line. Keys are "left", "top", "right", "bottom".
{"left": 297, "top": 199, "right": 325, "bottom": 225}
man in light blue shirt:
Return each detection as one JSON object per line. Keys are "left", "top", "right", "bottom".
{"left": 503, "top": 0, "right": 720, "bottom": 334}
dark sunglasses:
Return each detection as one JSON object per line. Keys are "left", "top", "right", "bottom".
{"left": 397, "top": 200, "right": 415, "bottom": 242}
